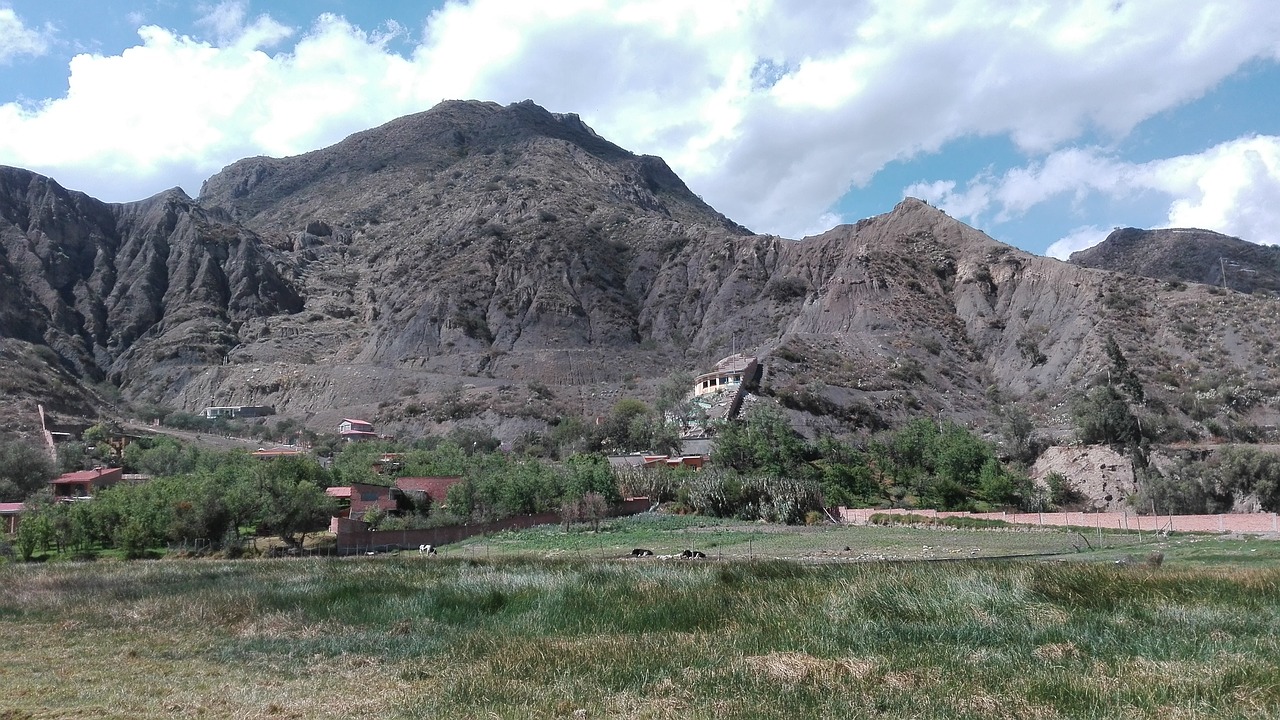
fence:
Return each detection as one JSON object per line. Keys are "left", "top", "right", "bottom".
{"left": 336, "top": 497, "right": 652, "bottom": 553}
{"left": 836, "top": 507, "right": 1280, "bottom": 534}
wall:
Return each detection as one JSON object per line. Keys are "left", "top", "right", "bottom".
{"left": 836, "top": 507, "right": 1280, "bottom": 534}
{"left": 336, "top": 497, "right": 652, "bottom": 552}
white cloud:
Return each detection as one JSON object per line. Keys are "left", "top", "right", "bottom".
{"left": 0, "top": 0, "right": 1278, "bottom": 238}
{"left": 928, "top": 136, "right": 1280, "bottom": 250}
{"left": 0, "top": 8, "right": 53, "bottom": 63}
{"left": 195, "top": 1, "right": 291, "bottom": 49}
{"left": 1046, "top": 225, "right": 1111, "bottom": 260}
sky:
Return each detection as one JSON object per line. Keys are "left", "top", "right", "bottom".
{"left": 1, "top": 1, "right": 1278, "bottom": 258}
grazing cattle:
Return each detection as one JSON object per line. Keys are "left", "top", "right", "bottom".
{"left": 681, "top": 549, "right": 706, "bottom": 559}
{"left": 418, "top": 544, "right": 438, "bottom": 556}
{"left": 630, "top": 548, "right": 654, "bottom": 557}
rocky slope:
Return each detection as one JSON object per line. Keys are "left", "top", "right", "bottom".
{"left": 1070, "top": 227, "right": 1280, "bottom": 295}
{"left": 1, "top": 100, "right": 1278, "bottom": 446}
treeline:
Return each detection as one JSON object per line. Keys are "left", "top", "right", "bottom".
{"left": 13, "top": 453, "right": 335, "bottom": 561}
{"left": 1138, "top": 447, "right": 1280, "bottom": 514}
{"left": 654, "top": 406, "right": 1037, "bottom": 522}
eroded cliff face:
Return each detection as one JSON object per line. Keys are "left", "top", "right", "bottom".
{"left": 2, "top": 100, "right": 1278, "bottom": 441}
{"left": 0, "top": 166, "right": 302, "bottom": 431}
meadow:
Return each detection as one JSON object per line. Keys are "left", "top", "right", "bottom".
{"left": 2, "top": 520, "right": 1279, "bottom": 719}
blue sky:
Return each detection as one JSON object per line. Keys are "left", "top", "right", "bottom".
{"left": 1, "top": 1, "right": 1278, "bottom": 258}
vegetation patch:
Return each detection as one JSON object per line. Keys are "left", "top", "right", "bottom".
{"left": 2, "top": 557, "right": 1278, "bottom": 718}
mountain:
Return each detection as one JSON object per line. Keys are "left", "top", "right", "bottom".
{"left": 1070, "top": 227, "right": 1280, "bottom": 295}
{"left": 1, "top": 100, "right": 1278, "bottom": 446}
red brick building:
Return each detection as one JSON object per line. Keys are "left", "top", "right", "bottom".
{"left": 50, "top": 467, "right": 123, "bottom": 500}
{"left": 394, "top": 476, "right": 464, "bottom": 503}
{"left": 326, "top": 482, "right": 399, "bottom": 521}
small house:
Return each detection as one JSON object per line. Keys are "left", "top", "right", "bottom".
{"left": 50, "top": 467, "right": 123, "bottom": 501}
{"left": 693, "top": 354, "right": 758, "bottom": 397}
{"left": 339, "top": 419, "right": 378, "bottom": 442}
{"left": 204, "top": 405, "right": 275, "bottom": 419}
{"left": 0, "top": 503, "right": 23, "bottom": 534}
{"left": 251, "top": 446, "right": 308, "bottom": 460}
{"left": 326, "top": 482, "right": 399, "bottom": 521}
{"left": 394, "top": 476, "right": 464, "bottom": 504}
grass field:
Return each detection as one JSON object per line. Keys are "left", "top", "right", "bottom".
{"left": 2, "top": 521, "right": 1279, "bottom": 719}
{"left": 445, "top": 514, "right": 1151, "bottom": 562}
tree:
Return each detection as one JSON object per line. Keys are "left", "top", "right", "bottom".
{"left": 15, "top": 505, "right": 51, "bottom": 561}
{"left": 0, "top": 439, "right": 55, "bottom": 502}
{"left": 1001, "top": 404, "right": 1035, "bottom": 462}
{"left": 811, "top": 437, "right": 876, "bottom": 507}
{"left": 1103, "top": 334, "right": 1144, "bottom": 404}
{"left": 253, "top": 457, "right": 337, "bottom": 547}
{"left": 654, "top": 372, "right": 694, "bottom": 415}
{"left": 711, "top": 404, "right": 810, "bottom": 478}
{"left": 563, "top": 453, "right": 621, "bottom": 504}
{"left": 1072, "top": 385, "right": 1141, "bottom": 446}
{"left": 579, "top": 492, "right": 609, "bottom": 530}
{"left": 596, "top": 399, "right": 653, "bottom": 453}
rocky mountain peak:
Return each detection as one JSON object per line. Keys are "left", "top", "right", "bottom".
{"left": 1069, "top": 227, "right": 1280, "bottom": 295}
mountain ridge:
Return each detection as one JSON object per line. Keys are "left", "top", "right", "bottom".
{"left": 1069, "top": 226, "right": 1280, "bottom": 295}
{"left": 0, "top": 99, "right": 1276, "bottom": 447}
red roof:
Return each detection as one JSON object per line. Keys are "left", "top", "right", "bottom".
{"left": 0, "top": 502, "right": 24, "bottom": 514}
{"left": 326, "top": 487, "right": 353, "bottom": 498}
{"left": 52, "top": 467, "right": 123, "bottom": 485}
{"left": 395, "top": 476, "right": 463, "bottom": 500}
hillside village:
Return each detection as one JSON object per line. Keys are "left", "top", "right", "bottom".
{"left": 4, "top": 340, "right": 1279, "bottom": 561}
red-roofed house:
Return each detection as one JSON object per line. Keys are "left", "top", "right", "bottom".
{"left": 0, "top": 502, "right": 23, "bottom": 533}
{"left": 607, "top": 454, "right": 705, "bottom": 471}
{"left": 339, "top": 419, "right": 378, "bottom": 442}
{"left": 51, "top": 467, "right": 123, "bottom": 500}
{"left": 326, "top": 482, "right": 399, "bottom": 521}
{"left": 394, "top": 476, "right": 463, "bottom": 503}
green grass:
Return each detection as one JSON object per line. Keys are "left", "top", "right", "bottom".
{"left": 3, "top": 522, "right": 1280, "bottom": 718}
{"left": 444, "top": 513, "right": 1148, "bottom": 562}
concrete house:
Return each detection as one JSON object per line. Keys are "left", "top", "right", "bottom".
{"left": 693, "top": 354, "right": 757, "bottom": 397}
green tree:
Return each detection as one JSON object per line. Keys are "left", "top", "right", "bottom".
{"left": 0, "top": 439, "right": 55, "bottom": 502}
{"left": 563, "top": 453, "right": 621, "bottom": 504}
{"left": 1103, "top": 334, "right": 1145, "bottom": 404}
{"left": 1072, "top": 385, "right": 1141, "bottom": 446}
{"left": 811, "top": 437, "right": 876, "bottom": 507}
{"left": 596, "top": 399, "right": 653, "bottom": 453}
{"left": 1001, "top": 404, "right": 1036, "bottom": 462}
{"left": 711, "top": 404, "right": 810, "bottom": 478}
{"left": 15, "top": 505, "right": 51, "bottom": 561}
{"left": 654, "top": 372, "right": 694, "bottom": 415}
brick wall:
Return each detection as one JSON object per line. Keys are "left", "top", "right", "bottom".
{"left": 836, "top": 507, "right": 1280, "bottom": 534}
{"left": 336, "top": 497, "right": 652, "bottom": 552}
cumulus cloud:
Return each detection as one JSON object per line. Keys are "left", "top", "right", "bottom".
{"left": 0, "top": 0, "right": 1279, "bottom": 237}
{"left": 0, "top": 8, "right": 53, "bottom": 63}
{"left": 924, "top": 135, "right": 1280, "bottom": 254}
{"left": 195, "top": 1, "right": 291, "bottom": 48}
{"left": 1046, "top": 226, "right": 1112, "bottom": 260}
